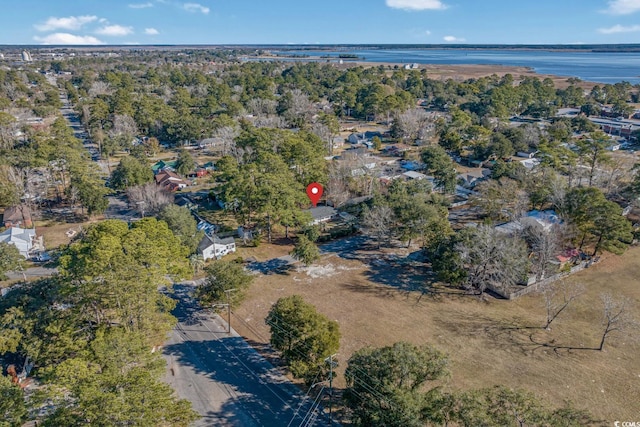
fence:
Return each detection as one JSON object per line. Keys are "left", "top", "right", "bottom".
{"left": 486, "top": 260, "right": 593, "bottom": 300}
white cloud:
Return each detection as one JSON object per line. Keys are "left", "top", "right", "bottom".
{"left": 95, "top": 25, "right": 134, "bottom": 36}
{"left": 443, "top": 35, "right": 465, "bottom": 42}
{"left": 183, "top": 2, "right": 210, "bottom": 14}
{"left": 145, "top": 27, "right": 160, "bottom": 35}
{"left": 386, "top": 0, "right": 447, "bottom": 10}
{"left": 603, "top": 0, "right": 640, "bottom": 14}
{"left": 34, "top": 33, "right": 104, "bottom": 45}
{"left": 425, "top": 30, "right": 432, "bottom": 35}
{"left": 35, "top": 15, "right": 98, "bottom": 31}
{"left": 129, "top": 2, "right": 154, "bottom": 8}
{"left": 598, "top": 24, "right": 640, "bottom": 33}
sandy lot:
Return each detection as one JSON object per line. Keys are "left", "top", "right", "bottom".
{"left": 233, "top": 242, "right": 640, "bottom": 421}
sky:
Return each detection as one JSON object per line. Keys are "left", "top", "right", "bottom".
{"left": 2, "top": 0, "right": 640, "bottom": 45}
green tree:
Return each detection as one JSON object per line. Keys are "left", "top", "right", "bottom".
{"left": 455, "top": 386, "right": 597, "bottom": 427}
{"left": 110, "top": 156, "right": 153, "bottom": 190}
{"left": 0, "top": 165, "right": 21, "bottom": 208}
{"left": 290, "top": 235, "right": 320, "bottom": 266}
{"left": 41, "top": 329, "right": 199, "bottom": 427}
{"left": 565, "top": 187, "right": 633, "bottom": 255}
{"left": 421, "top": 145, "right": 458, "bottom": 193}
{"left": 158, "top": 204, "right": 202, "bottom": 253}
{"left": 372, "top": 135, "right": 382, "bottom": 151}
{"left": 0, "top": 242, "right": 24, "bottom": 280}
{"left": 196, "top": 260, "right": 253, "bottom": 308}
{"left": 0, "top": 375, "right": 26, "bottom": 427}
{"left": 344, "top": 342, "right": 448, "bottom": 427}
{"left": 58, "top": 219, "right": 191, "bottom": 346}
{"left": 266, "top": 295, "right": 340, "bottom": 383}
{"left": 175, "top": 148, "right": 196, "bottom": 176}
{"left": 575, "top": 131, "right": 611, "bottom": 187}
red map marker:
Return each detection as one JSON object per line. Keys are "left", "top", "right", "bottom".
{"left": 306, "top": 183, "right": 323, "bottom": 207}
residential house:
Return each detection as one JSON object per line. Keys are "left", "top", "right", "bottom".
{"left": 188, "top": 167, "right": 209, "bottom": 178}
{"left": 197, "top": 234, "right": 236, "bottom": 260}
{"left": 3, "top": 205, "right": 33, "bottom": 228}
{"left": 305, "top": 206, "right": 337, "bottom": 225}
{"left": 155, "top": 170, "right": 188, "bottom": 191}
{"left": 202, "top": 161, "right": 216, "bottom": 171}
{"left": 519, "top": 158, "right": 541, "bottom": 170}
{"left": 151, "top": 160, "right": 178, "bottom": 175}
{"left": 0, "top": 227, "right": 37, "bottom": 258}
{"left": 402, "top": 171, "right": 428, "bottom": 181}
{"left": 348, "top": 133, "right": 368, "bottom": 144}
{"left": 516, "top": 149, "right": 539, "bottom": 159}
{"left": 457, "top": 168, "right": 491, "bottom": 189}
{"left": 495, "top": 210, "right": 561, "bottom": 235}
{"left": 400, "top": 160, "right": 423, "bottom": 171}
{"left": 197, "top": 220, "right": 217, "bottom": 235}
{"left": 347, "top": 131, "right": 382, "bottom": 145}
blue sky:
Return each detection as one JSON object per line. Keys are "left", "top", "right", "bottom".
{"left": 2, "top": 0, "right": 640, "bottom": 45}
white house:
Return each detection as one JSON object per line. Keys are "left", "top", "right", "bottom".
{"left": 197, "top": 235, "right": 237, "bottom": 260}
{"left": 0, "top": 227, "right": 37, "bottom": 258}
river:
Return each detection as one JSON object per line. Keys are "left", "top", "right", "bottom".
{"left": 271, "top": 48, "right": 640, "bottom": 84}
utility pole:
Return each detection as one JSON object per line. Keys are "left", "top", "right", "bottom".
{"left": 324, "top": 353, "right": 338, "bottom": 419}
{"left": 223, "top": 288, "right": 237, "bottom": 333}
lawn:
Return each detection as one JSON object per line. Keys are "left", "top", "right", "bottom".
{"left": 233, "top": 243, "right": 640, "bottom": 422}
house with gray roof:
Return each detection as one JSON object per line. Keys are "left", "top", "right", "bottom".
{"left": 0, "top": 227, "right": 37, "bottom": 258}
{"left": 305, "top": 206, "right": 337, "bottom": 225}
{"left": 197, "top": 234, "right": 236, "bottom": 260}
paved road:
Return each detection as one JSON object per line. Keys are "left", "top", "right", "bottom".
{"left": 162, "top": 283, "right": 330, "bottom": 427}
{"left": 4, "top": 266, "right": 57, "bottom": 281}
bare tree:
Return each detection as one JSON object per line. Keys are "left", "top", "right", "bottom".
{"left": 362, "top": 205, "right": 394, "bottom": 249}
{"left": 126, "top": 183, "right": 173, "bottom": 217}
{"left": 599, "top": 293, "right": 639, "bottom": 351}
{"left": 213, "top": 125, "right": 240, "bottom": 157}
{"left": 252, "top": 116, "right": 288, "bottom": 129}
{"left": 326, "top": 161, "right": 351, "bottom": 208}
{"left": 541, "top": 281, "right": 585, "bottom": 329}
{"left": 522, "top": 223, "right": 564, "bottom": 281}
{"left": 393, "top": 108, "right": 432, "bottom": 142}
{"left": 457, "top": 225, "right": 529, "bottom": 295}
{"left": 549, "top": 174, "right": 568, "bottom": 215}
{"left": 472, "top": 177, "right": 528, "bottom": 222}
{"left": 109, "top": 114, "right": 138, "bottom": 141}
{"left": 310, "top": 122, "right": 332, "bottom": 153}
{"left": 522, "top": 123, "right": 541, "bottom": 148}
{"left": 246, "top": 98, "right": 277, "bottom": 117}
{"left": 88, "top": 81, "right": 111, "bottom": 97}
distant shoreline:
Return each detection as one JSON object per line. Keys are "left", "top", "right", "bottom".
{"left": 2, "top": 44, "right": 640, "bottom": 53}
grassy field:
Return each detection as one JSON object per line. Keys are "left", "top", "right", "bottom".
{"left": 233, "top": 243, "right": 640, "bottom": 421}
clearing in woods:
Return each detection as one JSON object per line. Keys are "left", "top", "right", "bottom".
{"left": 232, "top": 242, "right": 640, "bottom": 421}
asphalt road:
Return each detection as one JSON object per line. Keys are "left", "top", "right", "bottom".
{"left": 4, "top": 266, "right": 57, "bottom": 281}
{"left": 162, "top": 283, "right": 330, "bottom": 427}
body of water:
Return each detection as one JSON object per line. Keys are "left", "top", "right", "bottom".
{"left": 272, "top": 49, "right": 640, "bottom": 84}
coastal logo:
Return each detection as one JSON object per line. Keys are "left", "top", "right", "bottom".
{"left": 615, "top": 422, "right": 640, "bottom": 427}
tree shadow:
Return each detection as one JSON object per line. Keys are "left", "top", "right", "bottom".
{"left": 163, "top": 287, "right": 331, "bottom": 426}
{"left": 246, "top": 257, "right": 295, "bottom": 275}
{"left": 480, "top": 319, "right": 602, "bottom": 356}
